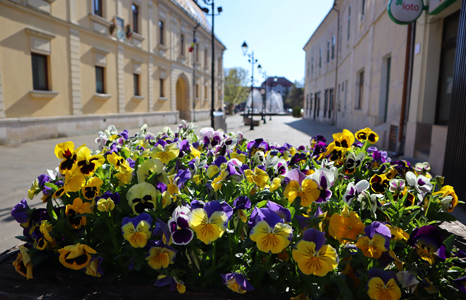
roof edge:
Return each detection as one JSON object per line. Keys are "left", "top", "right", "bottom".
{"left": 303, "top": 0, "right": 337, "bottom": 51}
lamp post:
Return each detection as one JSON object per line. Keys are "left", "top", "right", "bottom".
{"left": 260, "top": 87, "right": 266, "bottom": 124}
{"left": 192, "top": 23, "right": 200, "bottom": 122}
{"left": 194, "top": 1, "right": 222, "bottom": 128}
{"left": 242, "top": 41, "right": 260, "bottom": 130}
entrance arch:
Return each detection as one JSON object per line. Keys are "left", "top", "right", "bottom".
{"left": 176, "top": 74, "right": 190, "bottom": 121}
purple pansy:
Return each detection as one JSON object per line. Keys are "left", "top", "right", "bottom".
{"left": 11, "top": 199, "right": 29, "bottom": 224}
{"left": 266, "top": 201, "right": 291, "bottom": 223}
{"left": 366, "top": 221, "right": 391, "bottom": 250}
{"left": 121, "top": 213, "right": 153, "bottom": 234}
{"left": 454, "top": 276, "right": 466, "bottom": 293}
{"left": 221, "top": 273, "right": 255, "bottom": 293}
{"left": 168, "top": 206, "right": 193, "bottom": 245}
{"left": 407, "top": 225, "right": 446, "bottom": 264}
{"left": 204, "top": 201, "right": 233, "bottom": 222}
{"left": 82, "top": 256, "right": 105, "bottom": 276}
{"left": 37, "top": 174, "right": 50, "bottom": 187}
{"left": 248, "top": 206, "right": 288, "bottom": 230}
{"left": 310, "top": 168, "right": 335, "bottom": 203}
{"left": 233, "top": 196, "right": 251, "bottom": 212}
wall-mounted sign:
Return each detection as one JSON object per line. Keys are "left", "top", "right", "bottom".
{"left": 429, "top": 0, "right": 457, "bottom": 15}
{"left": 388, "top": 0, "right": 424, "bottom": 25}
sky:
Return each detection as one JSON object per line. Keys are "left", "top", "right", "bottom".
{"left": 209, "top": 0, "right": 335, "bottom": 86}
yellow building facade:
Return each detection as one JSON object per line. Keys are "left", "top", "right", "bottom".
{"left": 0, "top": 0, "right": 225, "bottom": 144}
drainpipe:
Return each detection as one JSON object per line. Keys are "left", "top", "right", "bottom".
{"left": 398, "top": 22, "right": 415, "bottom": 154}
{"left": 332, "top": 2, "right": 340, "bottom": 126}
{"left": 192, "top": 23, "right": 200, "bottom": 122}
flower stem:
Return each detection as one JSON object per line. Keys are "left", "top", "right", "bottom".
{"left": 259, "top": 253, "right": 272, "bottom": 284}
{"left": 212, "top": 241, "right": 217, "bottom": 269}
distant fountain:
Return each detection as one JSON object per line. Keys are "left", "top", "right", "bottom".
{"left": 245, "top": 89, "right": 284, "bottom": 113}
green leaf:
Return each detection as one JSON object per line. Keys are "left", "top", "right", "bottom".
{"left": 268, "top": 269, "right": 279, "bottom": 281}
{"left": 312, "top": 159, "right": 321, "bottom": 170}
{"left": 45, "top": 182, "right": 58, "bottom": 190}
{"left": 436, "top": 212, "right": 457, "bottom": 222}
{"left": 443, "top": 234, "right": 456, "bottom": 253}
{"left": 46, "top": 199, "right": 58, "bottom": 220}
{"left": 15, "top": 235, "right": 28, "bottom": 242}
{"left": 401, "top": 210, "right": 420, "bottom": 228}
{"left": 289, "top": 206, "right": 296, "bottom": 219}
{"left": 257, "top": 200, "right": 268, "bottom": 208}
{"left": 336, "top": 274, "right": 354, "bottom": 300}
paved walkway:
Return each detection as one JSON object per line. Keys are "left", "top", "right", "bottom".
{"left": 1, "top": 114, "right": 464, "bottom": 253}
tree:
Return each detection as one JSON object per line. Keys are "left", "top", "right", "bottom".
{"left": 284, "top": 80, "right": 304, "bottom": 110}
{"left": 224, "top": 67, "right": 249, "bottom": 114}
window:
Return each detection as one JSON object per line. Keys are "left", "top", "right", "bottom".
{"left": 196, "top": 84, "right": 199, "bottom": 98}
{"left": 381, "top": 57, "right": 391, "bottom": 123}
{"left": 132, "top": 4, "right": 139, "bottom": 34}
{"left": 93, "top": 0, "right": 103, "bottom": 17}
{"left": 205, "top": 86, "right": 208, "bottom": 99}
{"left": 307, "top": 60, "right": 309, "bottom": 78}
{"left": 327, "top": 40, "right": 330, "bottom": 63}
{"left": 361, "top": 0, "right": 366, "bottom": 19}
{"left": 159, "top": 21, "right": 164, "bottom": 45}
{"left": 204, "top": 49, "right": 208, "bottom": 68}
{"left": 31, "top": 53, "right": 49, "bottom": 91}
{"left": 348, "top": 6, "right": 351, "bottom": 41}
{"left": 337, "top": 84, "right": 341, "bottom": 111}
{"left": 324, "top": 89, "right": 328, "bottom": 118}
{"left": 328, "top": 88, "right": 334, "bottom": 119}
{"left": 134, "top": 73, "right": 140, "bottom": 96}
{"left": 95, "top": 66, "right": 105, "bottom": 94}
{"left": 180, "top": 34, "right": 185, "bottom": 56}
{"left": 218, "top": 89, "right": 221, "bottom": 101}
{"left": 195, "top": 44, "right": 199, "bottom": 62}
{"left": 311, "top": 57, "right": 314, "bottom": 75}
{"left": 356, "top": 71, "right": 364, "bottom": 109}
{"left": 160, "top": 79, "right": 165, "bottom": 97}
{"left": 310, "top": 94, "right": 313, "bottom": 112}
{"left": 344, "top": 80, "right": 348, "bottom": 110}
{"left": 319, "top": 48, "right": 322, "bottom": 69}
{"left": 218, "top": 57, "right": 222, "bottom": 74}
{"left": 332, "top": 35, "right": 335, "bottom": 60}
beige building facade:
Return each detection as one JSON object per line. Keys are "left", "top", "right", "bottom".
{"left": 405, "top": 0, "right": 462, "bottom": 175}
{"left": 303, "top": 0, "right": 409, "bottom": 152}
{"left": 0, "top": 0, "right": 225, "bottom": 144}
{"left": 303, "top": 0, "right": 462, "bottom": 175}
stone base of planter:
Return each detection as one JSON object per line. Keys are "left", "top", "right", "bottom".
{"left": 0, "top": 245, "right": 287, "bottom": 300}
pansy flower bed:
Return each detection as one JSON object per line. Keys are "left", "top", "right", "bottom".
{"left": 10, "top": 122, "right": 466, "bottom": 299}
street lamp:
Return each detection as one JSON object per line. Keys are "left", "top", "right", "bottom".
{"left": 242, "top": 41, "right": 260, "bottom": 130}
{"left": 194, "top": 1, "right": 222, "bottom": 128}
{"left": 260, "top": 87, "right": 266, "bottom": 124}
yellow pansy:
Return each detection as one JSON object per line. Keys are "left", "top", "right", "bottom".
{"left": 244, "top": 167, "right": 269, "bottom": 190}
{"left": 58, "top": 243, "right": 97, "bottom": 270}
{"left": 284, "top": 178, "right": 320, "bottom": 207}
{"left": 250, "top": 221, "right": 292, "bottom": 254}
{"left": 189, "top": 208, "right": 228, "bottom": 245}
{"left": 150, "top": 143, "right": 180, "bottom": 164}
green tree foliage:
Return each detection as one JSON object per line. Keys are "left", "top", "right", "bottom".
{"left": 284, "top": 80, "right": 304, "bottom": 109}
{"left": 224, "top": 68, "right": 249, "bottom": 114}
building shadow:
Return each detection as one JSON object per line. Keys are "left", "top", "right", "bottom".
{"left": 284, "top": 118, "right": 342, "bottom": 141}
